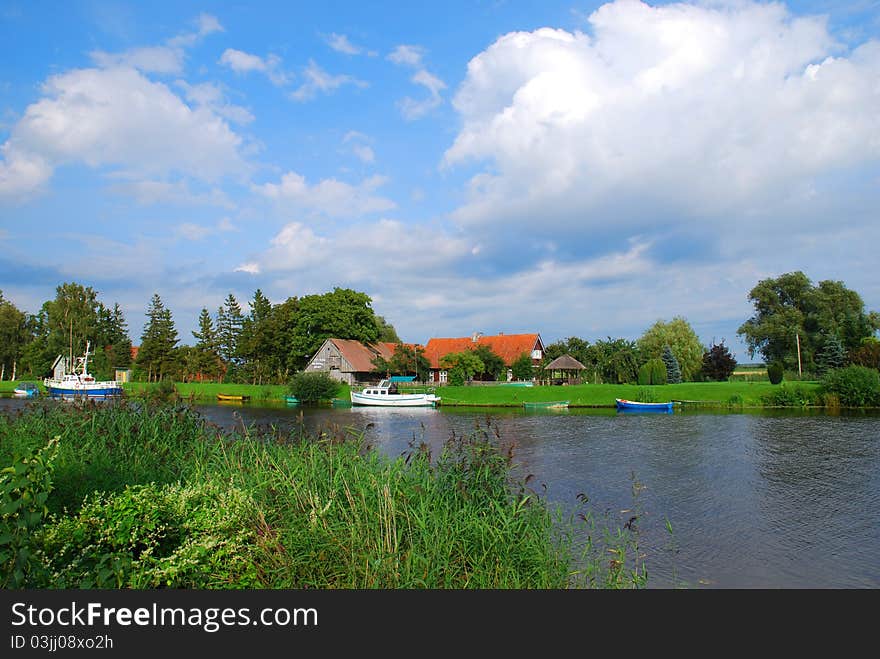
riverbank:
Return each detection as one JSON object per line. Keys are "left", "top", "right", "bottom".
{"left": 0, "top": 378, "right": 829, "bottom": 408}
{"left": 0, "top": 401, "right": 644, "bottom": 589}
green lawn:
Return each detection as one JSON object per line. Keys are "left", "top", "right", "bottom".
{"left": 436, "top": 381, "right": 823, "bottom": 408}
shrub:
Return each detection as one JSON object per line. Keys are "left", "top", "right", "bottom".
{"left": 767, "top": 362, "right": 784, "bottom": 384}
{"left": 35, "top": 480, "right": 262, "bottom": 588}
{"left": 637, "top": 359, "right": 667, "bottom": 385}
{"left": 822, "top": 366, "right": 880, "bottom": 407}
{"left": 701, "top": 341, "right": 737, "bottom": 381}
{"left": 289, "top": 372, "right": 341, "bottom": 403}
{"left": 761, "top": 384, "right": 819, "bottom": 407}
{"left": 510, "top": 352, "right": 535, "bottom": 381}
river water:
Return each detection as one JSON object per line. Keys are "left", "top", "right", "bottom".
{"left": 3, "top": 396, "right": 879, "bottom": 588}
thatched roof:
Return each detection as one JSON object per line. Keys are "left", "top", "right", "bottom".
{"left": 544, "top": 354, "right": 587, "bottom": 370}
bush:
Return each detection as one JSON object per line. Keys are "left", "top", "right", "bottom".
{"left": 822, "top": 366, "right": 880, "bottom": 407}
{"left": 289, "top": 372, "right": 341, "bottom": 403}
{"left": 701, "top": 341, "right": 737, "bottom": 381}
{"left": 637, "top": 359, "right": 667, "bottom": 385}
{"left": 761, "top": 384, "right": 819, "bottom": 407}
{"left": 767, "top": 362, "right": 784, "bottom": 384}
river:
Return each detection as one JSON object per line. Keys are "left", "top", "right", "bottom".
{"left": 2, "top": 396, "right": 879, "bottom": 588}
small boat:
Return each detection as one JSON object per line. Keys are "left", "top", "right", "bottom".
{"left": 350, "top": 379, "right": 440, "bottom": 407}
{"left": 13, "top": 382, "right": 39, "bottom": 397}
{"left": 523, "top": 400, "right": 569, "bottom": 409}
{"left": 285, "top": 395, "right": 300, "bottom": 405}
{"left": 615, "top": 399, "right": 673, "bottom": 413}
{"left": 217, "top": 393, "right": 250, "bottom": 402}
{"left": 44, "top": 342, "right": 123, "bottom": 400}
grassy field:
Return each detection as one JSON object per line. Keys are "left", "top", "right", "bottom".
{"left": 435, "top": 381, "right": 823, "bottom": 408}
{"left": 122, "top": 381, "right": 291, "bottom": 401}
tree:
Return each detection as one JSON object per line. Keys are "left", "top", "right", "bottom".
{"left": 469, "top": 344, "right": 505, "bottom": 381}
{"left": 738, "top": 272, "right": 878, "bottom": 372}
{"left": 815, "top": 332, "right": 846, "bottom": 375}
{"left": 191, "top": 307, "right": 222, "bottom": 381}
{"left": 662, "top": 345, "right": 682, "bottom": 384}
{"left": 374, "top": 315, "right": 400, "bottom": 343}
{"left": 216, "top": 294, "right": 244, "bottom": 364}
{"left": 638, "top": 358, "right": 667, "bottom": 385}
{"left": 137, "top": 294, "right": 179, "bottom": 381}
{"left": 440, "top": 351, "right": 484, "bottom": 385}
{"left": 289, "top": 288, "right": 380, "bottom": 369}
{"left": 637, "top": 317, "right": 703, "bottom": 381}
{"left": 289, "top": 372, "right": 340, "bottom": 403}
{"left": 0, "top": 291, "right": 30, "bottom": 379}
{"left": 510, "top": 352, "right": 535, "bottom": 381}
{"left": 238, "top": 289, "right": 275, "bottom": 384}
{"left": 591, "top": 337, "right": 640, "bottom": 384}
{"left": 701, "top": 341, "right": 738, "bottom": 381}
{"left": 373, "top": 344, "right": 431, "bottom": 382}
{"left": 849, "top": 338, "right": 880, "bottom": 371}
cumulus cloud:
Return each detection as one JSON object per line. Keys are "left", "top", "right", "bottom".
{"left": 0, "top": 67, "right": 248, "bottom": 200}
{"left": 289, "top": 60, "right": 368, "bottom": 101}
{"left": 443, "top": 0, "right": 880, "bottom": 243}
{"left": 254, "top": 171, "right": 395, "bottom": 217}
{"left": 176, "top": 80, "right": 254, "bottom": 124}
{"left": 218, "top": 49, "right": 290, "bottom": 86}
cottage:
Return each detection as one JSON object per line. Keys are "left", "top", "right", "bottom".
{"left": 422, "top": 333, "right": 545, "bottom": 383}
{"left": 304, "top": 338, "right": 401, "bottom": 385}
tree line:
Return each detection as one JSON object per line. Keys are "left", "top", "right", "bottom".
{"left": 0, "top": 284, "right": 399, "bottom": 384}
{"left": 0, "top": 271, "right": 877, "bottom": 385}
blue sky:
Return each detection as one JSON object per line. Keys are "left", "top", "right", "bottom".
{"left": 1, "top": 0, "right": 879, "bottom": 360}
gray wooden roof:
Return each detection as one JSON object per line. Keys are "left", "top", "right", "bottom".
{"left": 544, "top": 354, "right": 587, "bottom": 370}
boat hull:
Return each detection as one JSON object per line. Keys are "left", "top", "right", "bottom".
{"left": 350, "top": 392, "right": 440, "bottom": 407}
{"left": 615, "top": 399, "right": 673, "bottom": 412}
{"left": 47, "top": 385, "right": 123, "bottom": 400}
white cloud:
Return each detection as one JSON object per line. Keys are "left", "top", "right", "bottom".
{"left": 254, "top": 171, "right": 395, "bottom": 217}
{"left": 443, "top": 0, "right": 880, "bottom": 238}
{"left": 176, "top": 80, "right": 254, "bottom": 124}
{"left": 343, "top": 131, "right": 376, "bottom": 163}
{"left": 326, "top": 33, "right": 375, "bottom": 56}
{"left": 234, "top": 262, "right": 261, "bottom": 274}
{"left": 388, "top": 44, "right": 446, "bottom": 119}
{"left": 0, "top": 67, "right": 248, "bottom": 200}
{"left": 399, "top": 69, "right": 447, "bottom": 119}
{"left": 387, "top": 45, "right": 425, "bottom": 68}
{"left": 289, "top": 60, "right": 368, "bottom": 101}
{"left": 218, "top": 49, "right": 290, "bottom": 86}
{"left": 174, "top": 218, "right": 239, "bottom": 241}
{"left": 90, "top": 12, "right": 223, "bottom": 75}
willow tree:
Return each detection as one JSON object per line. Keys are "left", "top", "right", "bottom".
{"left": 637, "top": 317, "right": 703, "bottom": 381}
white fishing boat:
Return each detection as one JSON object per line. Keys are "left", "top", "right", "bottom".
{"left": 44, "top": 341, "right": 123, "bottom": 400}
{"left": 350, "top": 379, "right": 440, "bottom": 407}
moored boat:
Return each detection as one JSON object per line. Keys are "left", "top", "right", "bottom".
{"left": 217, "top": 393, "right": 250, "bottom": 402}
{"left": 615, "top": 398, "right": 673, "bottom": 413}
{"left": 285, "top": 395, "right": 300, "bottom": 405}
{"left": 13, "top": 382, "right": 40, "bottom": 397}
{"left": 350, "top": 379, "right": 440, "bottom": 407}
{"left": 523, "top": 400, "right": 568, "bottom": 409}
{"left": 44, "top": 342, "right": 123, "bottom": 400}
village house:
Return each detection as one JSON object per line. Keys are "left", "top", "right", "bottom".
{"left": 304, "top": 338, "right": 405, "bottom": 385}
{"left": 422, "top": 332, "right": 545, "bottom": 383}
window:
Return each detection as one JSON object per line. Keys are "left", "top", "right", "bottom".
{"left": 439, "top": 370, "right": 447, "bottom": 383}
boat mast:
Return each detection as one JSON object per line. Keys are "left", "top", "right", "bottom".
{"left": 83, "top": 341, "right": 90, "bottom": 376}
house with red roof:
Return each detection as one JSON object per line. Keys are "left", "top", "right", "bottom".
{"left": 304, "top": 338, "right": 407, "bottom": 385}
{"left": 422, "top": 332, "right": 545, "bottom": 383}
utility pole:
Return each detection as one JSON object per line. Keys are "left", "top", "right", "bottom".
{"left": 796, "top": 332, "right": 802, "bottom": 377}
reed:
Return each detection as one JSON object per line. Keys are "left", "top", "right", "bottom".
{"left": 0, "top": 402, "right": 645, "bottom": 589}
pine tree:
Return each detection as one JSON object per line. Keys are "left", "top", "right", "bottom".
{"left": 192, "top": 307, "right": 220, "bottom": 381}
{"left": 138, "top": 294, "right": 179, "bottom": 381}
{"left": 216, "top": 294, "right": 243, "bottom": 364}
{"left": 662, "top": 345, "right": 682, "bottom": 384}
{"left": 816, "top": 333, "right": 846, "bottom": 374}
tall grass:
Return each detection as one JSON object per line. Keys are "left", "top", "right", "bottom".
{"left": 0, "top": 401, "right": 645, "bottom": 589}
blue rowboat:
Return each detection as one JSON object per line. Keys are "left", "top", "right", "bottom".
{"left": 615, "top": 398, "right": 673, "bottom": 413}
